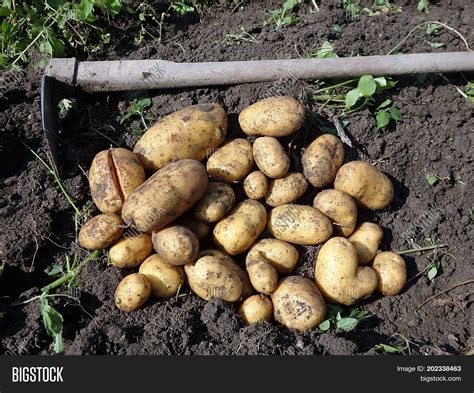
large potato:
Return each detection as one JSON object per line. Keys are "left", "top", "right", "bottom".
{"left": 213, "top": 200, "right": 267, "bottom": 255}
{"left": 239, "top": 96, "right": 305, "bottom": 137}
{"left": 109, "top": 233, "right": 153, "bottom": 269}
{"left": 79, "top": 213, "right": 124, "bottom": 250}
{"left": 334, "top": 161, "right": 394, "bottom": 210}
{"left": 133, "top": 103, "right": 227, "bottom": 171}
{"left": 246, "top": 256, "right": 278, "bottom": 295}
{"left": 247, "top": 239, "right": 298, "bottom": 274}
{"left": 193, "top": 182, "right": 235, "bottom": 223}
{"left": 114, "top": 273, "right": 151, "bottom": 311}
{"left": 272, "top": 276, "right": 326, "bottom": 332}
{"left": 122, "top": 159, "right": 208, "bottom": 233}
{"left": 349, "top": 222, "right": 383, "bottom": 265}
{"left": 177, "top": 215, "right": 211, "bottom": 242}
{"left": 243, "top": 171, "right": 268, "bottom": 200}
{"left": 89, "top": 148, "right": 145, "bottom": 214}
{"left": 139, "top": 254, "right": 184, "bottom": 298}
{"left": 238, "top": 295, "right": 273, "bottom": 325}
{"left": 265, "top": 172, "right": 308, "bottom": 207}
{"left": 372, "top": 252, "right": 406, "bottom": 296}
{"left": 313, "top": 189, "right": 357, "bottom": 237}
{"left": 206, "top": 139, "right": 254, "bottom": 182}
{"left": 302, "top": 134, "right": 344, "bottom": 188}
{"left": 315, "top": 237, "right": 378, "bottom": 305}
{"left": 152, "top": 226, "right": 199, "bottom": 265}
{"left": 267, "top": 204, "right": 333, "bottom": 245}
{"left": 253, "top": 137, "right": 290, "bottom": 179}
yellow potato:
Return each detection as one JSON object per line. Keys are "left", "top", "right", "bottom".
{"left": 238, "top": 295, "right": 273, "bottom": 325}
{"left": 243, "top": 171, "right": 268, "bottom": 200}
{"left": 313, "top": 189, "right": 357, "bottom": 237}
{"left": 114, "top": 273, "right": 151, "bottom": 311}
{"left": 213, "top": 200, "right": 267, "bottom": 255}
{"left": 177, "top": 215, "right": 211, "bottom": 242}
{"left": 193, "top": 182, "right": 235, "bottom": 223}
{"left": 372, "top": 252, "right": 406, "bottom": 296}
{"left": 301, "top": 134, "right": 344, "bottom": 188}
{"left": 133, "top": 103, "right": 227, "bottom": 171}
{"left": 246, "top": 256, "right": 278, "bottom": 295}
{"left": 109, "top": 233, "right": 153, "bottom": 269}
{"left": 89, "top": 148, "right": 145, "bottom": 214}
{"left": 152, "top": 226, "right": 199, "bottom": 265}
{"left": 267, "top": 204, "right": 333, "bottom": 245}
{"left": 139, "top": 254, "right": 184, "bottom": 298}
{"left": 334, "top": 161, "right": 394, "bottom": 210}
{"left": 206, "top": 139, "right": 254, "bottom": 183}
{"left": 253, "top": 137, "right": 290, "bottom": 179}
{"left": 315, "top": 237, "right": 378, "bottom": 305}
{"left": 122, "top": 159, "right": 208, "bottom": 233}
{"left": 265, "top": 172, "right": 308, "bottom": 207}
{"left": 349, "top": 222, "right": 384, "bottom": 265}
{"left": 239, "top": 96, "right": 305, "bottom": 137}
{"left": 247, "top": 239, "right": 298, "bottom": 274}
{"left": 272, "top": 276, "right": 326, "bottom": 332}
{"left": 79, "top": 213, "right": 124, "bottom": 250}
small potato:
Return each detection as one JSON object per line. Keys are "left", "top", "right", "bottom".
{"left": 238, "top": 295, "right": 273, "bottom": 325}
{"left": 243, "top": 171, "right": 268, "bottom": 200}
{"left": 373, "top": 252, "right": 406, "bottom": 296}
{"left": 302, "top": 134, "right": 344, "bottom": 188}
{"left": 239, "top": 96, "right": 305, "bottom": 137}
{"left": 79, "top": 213, "right": 124, "bottom": 250}
{"left": 185, "top": 255, "right": 242, "bottom": 302}
{"left": 272, "top": 276, "right": 326, "bottom": 332}
{"left": 313, "top": 189, "right": 357, "bottom": 237}
{"left": 152, "top": 226, "right": 199, "bottom": 265}
{"left": 177, "top": 215, "right": 211, "bottom": 242}
{"left": 193, "top": 182, "right": 235, "bottom": 223}
{"left": 206, "top": 139, "right": 254, "bottom": 183}
{"left": 89, "top": 148, "right": 145, "bottom": 214}
{"left": 253, "top": 137, "right": 290, "bottom": 179}
{"left": 213, "top": 200, "right": 267, "bottom": 255}
{"left": 349, "top": 222, "right": 384, "bottom": 265}
{"left": 109, "top": 233, "right": 153, "bottom": 269}
{"left": 114, "top": 273, "right": 151, "bottom": 311}
{"left": 247, "top": 239, "right": 298, "bottom": 274}
{"left": 246, "top": 256, "right": 278, "bottom": 295}
{"left": 315, "top": 237, "right": 378, "bottom": 305}
{"left": 267, "top": 204, "right": 333, "bottom": 245}
{"left": 139, "top": 254, "right": 184, "bottom": 298}
{"left": 334, "top": 161, "right": 394, "bottom": 210}
{"left": 265, "top": 172, "right": 308, "bottom": 207}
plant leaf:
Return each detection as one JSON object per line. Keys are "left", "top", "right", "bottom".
{"left": 390, "top": 107, "right": 403, "bottom": 121}
{"left": 377, "top": 98, "right": 393, "bottom": 109}
{"left": 40, "top": 297, "right": 64, "bottom": 338}
{"left": 318, "top": 320, "right": 331, "bottom": 331}
{"left": 44, "top": 264, "right": 64, "bottom": 276}
{"left": 426, "top": 174, "right": 439, "bottom": 186}
{"left": 376, "top": 109, "right": 390, "bottom": 128}
{"left": 429, "top": 42, "right": 445, "bottom": 49}
{"left": 345, "top": 89, "right": 361, "bottom": 109}
{"left": 357, "top": 75, "right": 377, "bottom": 97}
{"left": 336, "top": 317, "right": 359, "bottom": 332}
{"left": 375, "top": 343, "right": 404, "bottom": 353}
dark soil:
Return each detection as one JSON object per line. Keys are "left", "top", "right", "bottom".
{"left": 1, "top": 0, "right": 473, "bottom": 355}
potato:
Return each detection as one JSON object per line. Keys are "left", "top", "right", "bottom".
{"left": 79, "top": 213, "right": 124, "bottom": 250}
{"left": 206, "top": 139, "right": 254, "bottom": 183}
{"left": 184, "top": 255, "right": 242, "bottom": 302}
{"left": 177, "top": 215, "right": 211, "bottom": 242}
{"left": 373, "top": 252, "right": 406, "bottom": 296}
{"left": 313, "top": 189, "right": 357, "bottom": 237}
{"left": 109, "top": 233, "right": 153, "bottom": 269}
{"left": 239, "top": 96, "right": 305, "bottom": 137}
{"left": 114, "top": 273, "right": 151, "bottom": 311}
{"left": 193, "top": 182, "right": 235, "bottom": 223}
{"left": 243, "top": 171, "right": 268, "bottom": 200}
{"left": 122, "top": 159, "right": 208, "bottom": 233}
{"left": 213, "top": 200, "right": 267, "bottom": 255}
{"left": 246, "top": 256, "right": 278, "bottom": 295}
{"left": 334, "top": 161, "right": 394, "bottom": 210}
{"left": 133, "top": 103, "right": 227, "bottom": 171}
{"left": 139, "top": 254, "right": 184, "bottom": 298}
{"left": 247, "top": 239, "right": 298, "bottom": 274}
{"left": 265, "top": 172, "right": 308, "bottom": 207}
{"left": 238, "top": 295, "right": 273, "bottom": 325}
{"left": 349, "top": 222, "right": 384, "bottom": 265}
{"left": 272, "top": 276, "right": 326, "bottom": 332}
{"left": 267, "top": 204, "right": 333, "bottom": 245}
{"left": 152, "top": 226, "right": 199, "bottom": 266}
{"left": 253, "top": 137, "right": 290, "bottom": 179}
{"left": 315, "top": 237, "right": 378, "bottom": 305}
{"left": 302, "top": 134, "right": 344, "bottom": 188}
{"left": 89, "top": 148, "right": 145, "bottom": 214}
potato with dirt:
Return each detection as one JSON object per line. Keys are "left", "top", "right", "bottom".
{"left": 193, "top": 182, "right": 235, "bottom": 223}
{"left": 372, "top": 252, "right": 406, "bottom": 296}
{"left": 239, "top": 96, "right": 305, "bottom": 137}
{"left": 349, "top": 222, "right": 384, "bottom": 265}
{"left": 114, "top": 273, "right": 151, "bottom": 311}
{"left": 176, "top": 215, "right": 211, "bottom": 242}
{"left": 247, "top": 239, "right": 298, "bottom": 274}
{"left": 265, "top": 172, "right": 308, "bottom": 207}
{"left": 272, "top": 276, "right": 326, "bottom": 332}
{"left": 109, "top": 233, "right": 153, "bottom": 269}
{"left": 253, "top": 137, "right": 290, "bottom": 179}
{"left": 79, "top": 213, "right": 124, "bottom": 250}
{"left": 121, "top": 159, "right": 208, "bottom": 233}
{"left": 334, "top": 161, "right": 394, "bottom": 210}
{"left": 133, "top": 103, "right": 227, "bottom": 171}
{"left": 246, "top": 256, "right": 278, "bottom": 295}
{"left": 243, "top": 171, "right": 268, "bottom": 200}
{"left": 138, "top": 254, "right": 184, "bottom": 298}
{"left": 238, "top": 295, "right": 273, "bottom": 325}
{"left": 152, "top": 226, "right": 199, "bottom": 266}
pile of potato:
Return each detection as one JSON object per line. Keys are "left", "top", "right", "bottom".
{"left": 79, "top": 97, "right": 407, "bottom": 332}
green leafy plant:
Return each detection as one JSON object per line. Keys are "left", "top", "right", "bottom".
{"left": 310, "top": 41, "right": 337, "bottom": 59}
{"left": 426, "top": 174, "right": 439, "bottom": 186}
{"left": 426, "top": 259, "right": 440, "bottom": 280}
{"left": 119, "top": 97, "right": 153, "bottom": 135}
{"left": 341, "top": 0, "right": 360, "bottom": 19}
{"left": 429, "top": 42, "right": 445, "bottom": 49}
{"left": 456, "top": 81, "right": 474, "bottom": 103}
{"left": 375, "top": 335, "right": 413, "bottom": 354}
{"left": 58, "top": 98, "right": 73, "bottom": 115}
{"left": 375, "top": 98, "right": 403, "bottom": 128}
{"left": 317, "top": 305, "right": 371, "bottom": 333}
{"left": 425, "top": 23, "right": 438, "bottom": 35}
{"left": 266, "top": 0, "right": 301, "bottom": 29}
{"left": 417, "top": 0, "right": 430, "bottom": 14}
{"left": 170, "top": 0, "right": 212, "bottom": 15}
{"left": 40, "top": 297, "right": 64, "bottom": 353}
